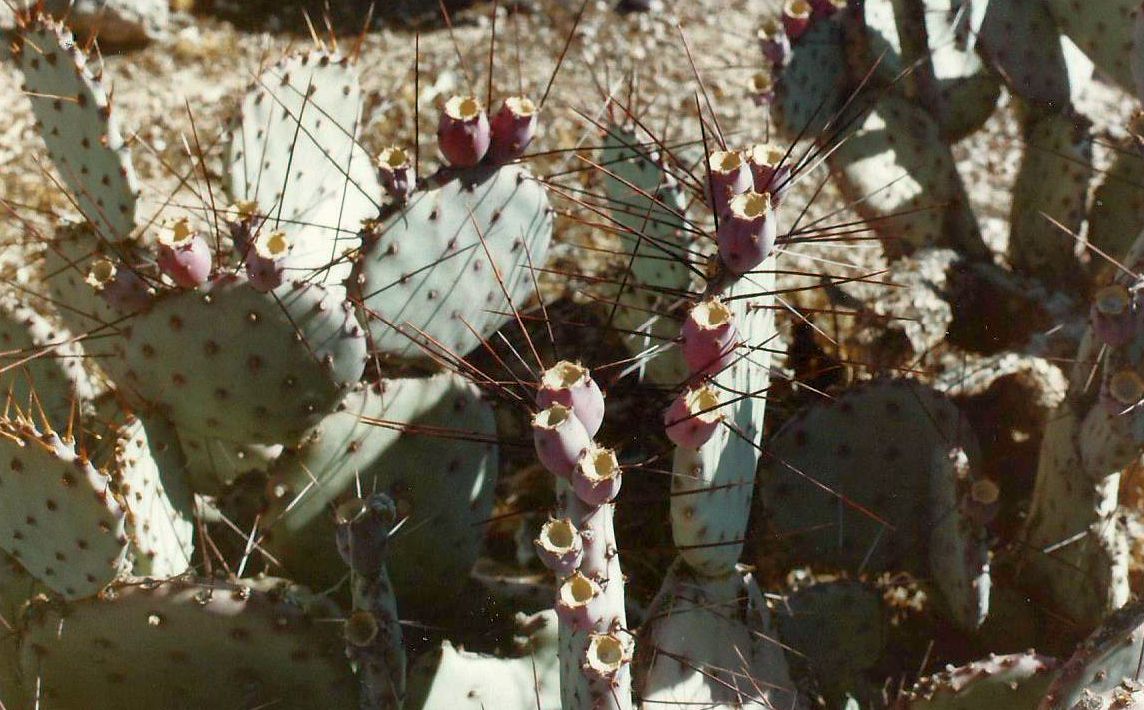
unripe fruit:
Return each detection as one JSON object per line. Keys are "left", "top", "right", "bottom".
{"left": 680, "top": 298, "right": 738, "bottom": 378}
{"left": 757, "top": 18, "right": 791, "bottom": 67}
{"left": 156, "top": 218, "right": 211, "bottom": 288}
{"left": 707, "top": 150, "right": 752, "bottom": 217}
{"left": 437, "top": 95, "right": 490, "bottom": 168}
{"left": 245, "top": 230, "right": 292, "bottom": 293}
{"left": 573, "top": 444, "right": 623, "bottom": 506}
{"left": 782, "top": 0, "right": 812, "bottom": 40}
{"left": 717, "top": 191, "right": 777, "bottom": 275}
{"left": 536, "top": 361, "right": 605, "bottom": 436}
{"left": 555, "top": 571, "right": 604, "bottom": 631}
{"left": 746, "top": 142, "right": 792, "bottom": 206}
{"left": 533, "top": 403, "right": 592, "bottom": 479}
{"left": 488, "top": 96, "right": 538, "bottom": 163}
{"left": 664, "top": 385, "right": 722, "bottom": 448}
{"left": 535, "top": 518, "right": 584, "bottom": 576}
{"left": 1091, "top": 283, "right": 1134, "bottom": 348}
{"left": 87, "top": 258, "right": 152, "bottom": 311}
{"left": 376, "top": 146, "right": 415, "bottom": 201}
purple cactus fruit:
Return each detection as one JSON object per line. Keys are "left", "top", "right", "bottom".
{"left": 87, "top": 258, "right": 153, "bottom": 311}
{"left": 537, "top": 361, "right": 605, "bottom": 436}
{"left": 535, "top": 518, "right": 584, "bottom": 576}
{"left": 488, "top": 96, "right": 538, "bottom": 163}
{"left": 664, "top": 385, "right": 722, "bottom": 449}
{"left": 555, "top": 571, "right": 604, "bottom": 631}
{"left": 681, "top": 298, "right": 739, "bottom": 378}
{"left": 757, "top": 18, "right": 791, "bottom": 67}
{"left": 717, "top": 190, "right": 777, "bottom": 275}
{"left": 376, "top": 146, "right": 415, "bottom": 201}
{"left": 810, "top": 0, "right": 846, "bottom": 18}
{"left": 748, "top": 71, "right": 776, "bottom": 108}
{"left": 747, "top": 143, "right": 792, "bottom": 206}
{"left": 533, "top": 403, "right": 593, "bottom": 479}
{"left": 437, "top": 95, "right": 491, "bottom": 168}
{"left": 573, "top": 445, "right": 623, "bottom": 507}
{"left": 1103, "top": 369, "right": 1144, "bottom": 414}
{"left": 707, "top": 150, "right": 752, "bottom": 217}
{"left": 156, "top": 218, "right": 212, "bottom": 289}
{"left": 583, "top": 633, "right": 630, "bottom": 684}
{"left": 962, "top": 478, "right": 1000, "bottom": 526}
{"left": 782, "top": 0, "right": 813, "bottom": 40}
{"left": 228, "top": 200, "right": 262, "bottom": 257}
{"left": 245, "top": 230, "right": 292, "bottom": 293}
{"left": 1091, "top": 283, "right": 1134, "bottom": 348}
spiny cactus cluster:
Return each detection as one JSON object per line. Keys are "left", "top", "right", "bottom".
{"left": 6, "top": 0, "right": 1144, "bottom": 708}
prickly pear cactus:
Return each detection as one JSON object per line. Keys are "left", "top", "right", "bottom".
{"left": 353, "top": 164, "right": 553, "bottom": 363}
{"left": 897, "top": 651, "right": 1058, "bottom": 709}
{"left": 19, "top": 577, "right": 358, "bottom": 709}
{"left": 759, "top": 379, "right": 990, "bottom": 630}
{"left": 1008, "top": 109, "right": 1093, "bottom": 288}
{"left": 1044, "top": 0, "right": 1138, "bottom": 94}
{"left": 637, "top": 561, "right": 801, "bottom": 709}
{"left": 0, "top": 294, "right": 95, "bottom": 428}
{"left": 671, "top": 272, "right": 775, "bottom": 577}
{"left": 1041, "top": 599, "right": 1144, "bottom": 708}
{"left": 776, "top": 580, "right": 886, "bottom": 706}
{"left": 598, "top": 124, "right": 693, "bottom": 384}
{"left": 226, "top": 50, "right": 381, "bottom": 293}
{"left": 0, "top": 416, "right": 130, "bottom": 598}
{"left": 406, "top": 610, "right": 561, "bottom": 709}
{"left": 827, "top": 96, "right": 986, "bottom": 259}
{"left": 772, "top": 15, "right": 848, "bottom": 138}
{"left": 111, "top": 276, "right": 367, "bottom": 448}
{"left": 262, "top": 374, "right": 497, "bottom": 618}
{"left": 12, "top": 12, "right": 140, "bottom": 241}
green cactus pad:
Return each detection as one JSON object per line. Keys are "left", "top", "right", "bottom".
{"left": 1046, "top": 0, "right": 1137, "bottom": 94}
{"left": 406, "top": 610, "right": 561, "bottom": 709}
{"left": 1041, "top": 599, "right": 1144, "bottom": 708}
{"left": 88, "top": 404, "right": 194, "bottom": 579}
{"left": 1008, "top": 110, "right": 1092, "bottom": 288}
{"left": 1019, "top": 402, "right": 1130, "bottom": 627}
{"left": 828, "top": 96, "right": 985, "bottom": 259}
{"left": 177, "top": 431, "right": 282, "bottom": 493}
{"left": 353, "top": 164, "right": 552, "bottom": 363}
{"left": 776, "top": 580, "right": 886, "bottom": 706}
{"left": 862, "top": 0, "right": 1000, "bottom": 139}
{"left": 0, "top": 555, "right": 38, "bottom": 710}
{"left": 261, "top": 373, "right": 497, "bottom": 618}
{"left": 975, "top": 0, "right": 1092, "bottom": 112}
{"left": 12, "top": 13, "right": 140, "bottom": 242}
{"left": 0, "top": 293, "right": 95, "bottom": 430}
{"left": 114, "top": 276, "right": 366, "bottom": 446}
{"left": 899, "top": 651, "right": 1058, "bottom": 709}
{"left": 637, "top": 562, "right": 800, "bottom": 709}
{"left": 226, "top": 51, "right": 381, "bottom": 292}
{"left": 773, "top": 16, "right": 849, "bottom": 140}
{"left": 671, "top": 270, "right": 775, "bottom": 577}
{"left": 759, "top": 379, "right": 990, "bottom": 630}
{"left": 39, "top": 222, "right": 140, "bottom": 341}
{"left": 598, "top": 125, "right": 694, "bottom": 385}
{"left": 1088, "top": 131, "right": 1144, "bottom": 268}
{"left": 19, "top": 576, "right": 357, "bottom": 709}
{"left": 0, "top": 417, "right": 130, "bottom": 598}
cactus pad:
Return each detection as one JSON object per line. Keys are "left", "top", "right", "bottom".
{"left": 0, "top": 418, "right": 129, "bottom": 598}
{"left": 1041, "top": 599, "right": 1144, "bottom": 708}
{"left": 776, "top": 580, "right": 886, "bottom": 705}
{"left": 828, "top": 96, "right": 984, "bottom": 259}
{"left": 226, "top": 51, "right": 381, "bottom": 292}
{"left": 19, "top": 576, "right": 357, "bottom": 709}
{"left": 12, "top": 13, "right": 140, "bottom": 241}
{"left": 1045, "top": 0, "right": 1137, "bottom": 94}
{"left": 0, "top": 294, "right": 95, "bottom": 429}
{"left": 353, "top": 164, "right": 552, "bottom": 362}
{"left": 599, "top": 125, "right": 693, "bottom": 384}
{"left": 262, "top": 374, "right": 497, "bottom": 617}
{"left": 773, "top": 16, "right": 848, "bottom": 139}
{"left": 759, "top": 379, "right": 990, "bottom": 629}
{"left": 671, "top": 271, "right": 775, "bottom": 577}
{"left": 114, "top": 276, "right": 366, "bottom": 446}
{"left": 899, "top": 651, "right": 1058, "bottom": 709}
{"left": 637, "top": 562, "right": 800, "bottom": 709}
